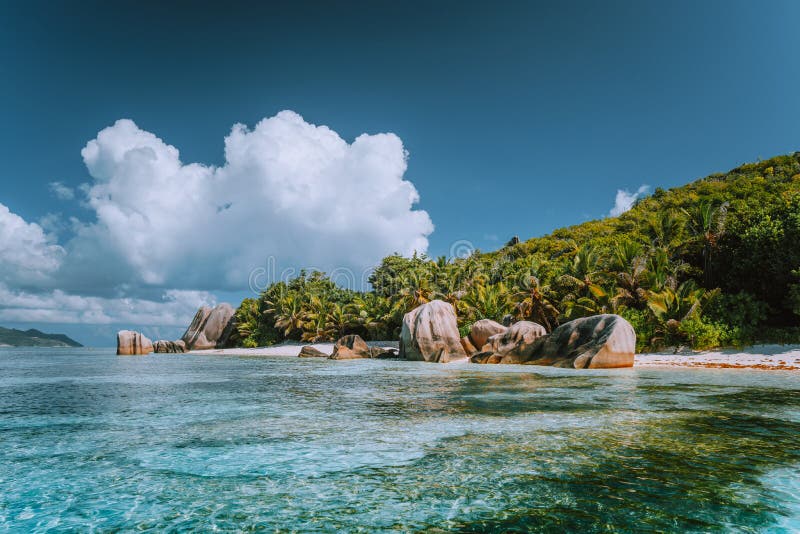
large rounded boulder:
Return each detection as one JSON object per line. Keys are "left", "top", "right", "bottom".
{"left": 181, "top": 303, "right": 236, "bottom": 350}
{"left": 525, "top": 314, "right": 635, "bottom": 368}
{"left": 117, "top": 330, "right": 154, "bottom": 355}
{"left": 464, "top": 319, "right": 507, "bottom": 354}
{"left": 400, "top": 300, "right": 467, "bottom": 363}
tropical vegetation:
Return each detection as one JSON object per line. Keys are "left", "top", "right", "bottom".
{"left": 229, "top": 152, "right": 800, "bottom": 352}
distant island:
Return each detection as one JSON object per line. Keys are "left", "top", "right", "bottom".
{"left": 0, "top": 326, "right": 83, "bottom": 347}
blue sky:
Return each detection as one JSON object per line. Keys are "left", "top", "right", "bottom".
{"left": 1, "top": 0, "right": 799, "bottom": 346}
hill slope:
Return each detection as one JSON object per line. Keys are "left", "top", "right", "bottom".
{"left": 229, "top": 151, "right": 800, "bottom": 351}
{"left": 0, "top": 327, "right": 83, "bottom": 348}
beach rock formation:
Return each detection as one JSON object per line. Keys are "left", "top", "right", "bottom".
{"left": 469, "top": 314, "right": 635, "bottom": 369}
{"left": 482, "top": 320, "right": 548, "bottom": 364}
{"left": 117, "top": 330, "right": 154, "bottom": 355}
{"left": 153, "top": 340, "right": 187, "bottom": 353}
{"left": 524, "top": 314, "right": 636, "bottom": 369}
{"left": 400, "top": 300, "right": 467, "bottom": 363}
{"left": 181, "top": 303, "right": 236, "bottom": 350}
{"left": 299, "top": 345, "right": 329, "bottom": 358}
{"left": 470, "top": 319, "right": 507, "bottom": 350}
{"left": 370, "top": 347, "right": 399, "bottom": 359}
{"left": 330, "top": 334, "right": 372, "bottom": 360}
{"left": 460, "top": 336, "right": 479, "bottom": 355}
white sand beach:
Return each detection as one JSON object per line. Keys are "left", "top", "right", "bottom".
{"left": 635, "top": 345, "right": 800, "bottom": 370}
{"left": 192, "top": 342, "right": 800, "bottom": 370}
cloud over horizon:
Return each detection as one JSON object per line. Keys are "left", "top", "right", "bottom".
{"left": 0, "top": 284, "right": 215, "bottom": 326}
{"left": 0, "top": 203, "right": 64, "bottom": 287}
{"left": 0, "top": 111, "right": 434, "bottom": 326}
{"left": 609, "top": 185, "right": 650, "bottom": 217}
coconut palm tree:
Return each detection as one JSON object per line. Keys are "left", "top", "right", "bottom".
{"left": 682, "top": 200, "right": 729, "bottom": 286}
{"left": 646, "top": 280, "right": 718, "bottom": 346}
{"left": 563, "top": 288, "right": 614, "bottom": 319}
{"left": 609, "top": 239, "right": 644, "bottom": 273}
{"left": 462, "top": 282, "right": 514, "bottom": 322}
{"left": 270, "top": 294, "right": 307, "bottom": 338}
{"left": 559, "top": 246, "right": 603, "bottom": 292}
{"left": 613, "top": 255, "right": 650, "bottom": 310}
{"left": 325, "top": 302, "right": 356, "bottom": 339}
{"left": 392, "top": 270, "right": 434, "bottom": 313}
{"left": 645, "top": 210, "right": 686, "bottom": 252}
{"left": 512, "top": 276, "right": 560, "bottom": 331}
{"left": 301, "top": 311, "right": 335, "bottom": 342}
{"left": 233, "top": 297, "right": 262, "bottom": 346}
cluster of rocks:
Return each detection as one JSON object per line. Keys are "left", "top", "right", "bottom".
{"left": 117, "top": 298, "right": 635, "bottom": 369}
{"left": 116, "top": 303, "right": 235, "bottom": 355}
{"left": 299, "top": 335, "right": 399, "bottom": 360}
{"left": 398, "top": 299, "right": 635, "bottom": 369}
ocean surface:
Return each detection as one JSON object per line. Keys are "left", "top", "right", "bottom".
{"left": 1, "top": 348, "right": 799, "bottom": 532}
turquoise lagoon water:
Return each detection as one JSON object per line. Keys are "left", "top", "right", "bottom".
{"left": 1, "top": 348, "right": 799, "bottom": 532}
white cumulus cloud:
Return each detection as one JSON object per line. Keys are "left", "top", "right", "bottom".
{"left": 71, "top": 110, "right": 433, "bottom": 291}
{"left": 0, "top": 203, "right": 64, "bottom": 286}
{"left": 0, "top": 111, "right": 435, "bottom": 333}
{"left": 609, "top": 185, "right": 650, "bottom": 217}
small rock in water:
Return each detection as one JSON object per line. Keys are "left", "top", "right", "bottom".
{"left": 330, "top": 335, "right": 372, "bottom": 360}
{"left": 369, "top": 347, "right": 400, "bottom": 359}
{"left": 299, "top": 346, "right": 329, "bottom": 358}
{"left": 153, "top": 340, "right": 187, "bottom": 353}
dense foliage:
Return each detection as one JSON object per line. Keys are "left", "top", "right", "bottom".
{"left": 229, "top": 152, "right": 800, "bottom": 351}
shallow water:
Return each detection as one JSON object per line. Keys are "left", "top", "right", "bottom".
{"left": 1, "top": 348, "right": 799, "bottom": 532}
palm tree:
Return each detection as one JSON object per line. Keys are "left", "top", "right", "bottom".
{"left": 392, "top": 271, "right": 433, "bottom": 313}
{"left": 462, "top": 282, "right": 514, "bottom": 322}
{"left": 301, "top": 312, "right": 335, "bottom": 342}
{"left": 645, "top": 248, "right": 680, "bottom": 293}
{"left": 325, "top": 302, "right": 356, "bottom": 339}
{"left": 300, "top": 295, "right": 334, "bottom": 342}
{"left": 512, "top": 276, "right": 560, "bottom": 331}
{"left": 558, "top": 246, "right": 606, "bottom": 300}
{"left": 646, "top": 280, "right": 718, "bottom": 346}
{"left": 233, "top": 298, "right": 262, "bottom": 346}
{"left": 351, "top": 294, "right": 389, "bottom": 340}
{"left": 682, "top": 200, "right": 729, "bottom": 286}
{"left": 269, "top": 294, "right": 307, "bottom": 338}
{"left": 609, "top": 239, "right": 644, "bottom": 273}
{"left": 564, "top": 288, "right": 614, "bottom": 319}
{"left": 645, "top": 211, "right": 686, "bottom": 252}
{"left": 613, "top": 255, "right": 650, "bottom": 310}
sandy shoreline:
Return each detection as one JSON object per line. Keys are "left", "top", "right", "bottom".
{"left": 634, "top": 345, "right": 800, "bottom": 370}
{"left": 190, "top": 342, "right": 800, "bottom": 370}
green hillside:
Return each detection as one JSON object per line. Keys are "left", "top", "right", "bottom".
{"left": 0, "top": 327, "right": 83, "bottom": 347}
{"left": 230, "top": 151, "right": 800, "bottom": 352}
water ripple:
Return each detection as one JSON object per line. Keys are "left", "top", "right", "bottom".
{"left": 0, "top": 348, "right": 798, "bottom": 532}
